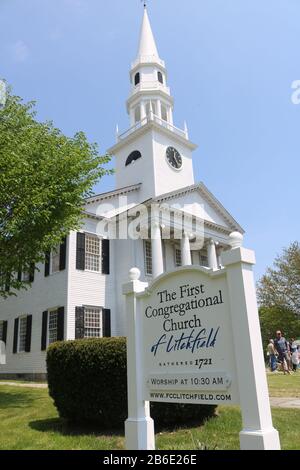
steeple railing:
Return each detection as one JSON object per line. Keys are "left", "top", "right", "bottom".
{"left": 117, "top": 114, "right": 188, "bottom": 142}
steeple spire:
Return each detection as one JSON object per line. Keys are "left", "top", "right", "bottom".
{"left": 127, "top": 7, "right": 174, "bottom": 129}
{"left": 136, "top": 6, "right": 160, "bottom": 62}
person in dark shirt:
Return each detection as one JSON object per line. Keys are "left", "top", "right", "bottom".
{"left": 274, "top": 330, "right": 291, "bottom": 374}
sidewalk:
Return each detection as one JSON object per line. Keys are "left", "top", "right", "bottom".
{"left": 270, "top": 397, "right": 300, "bottom": 409}
{"left": 0, "top": 381, "right": 47, "bottom": 389}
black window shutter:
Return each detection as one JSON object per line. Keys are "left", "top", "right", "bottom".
{"left": 75, "top": 307, "right": 85, "bottom": 339}
{"left": 17, "top": 271, "right": 22, "bottom": 282}
{"left": 25, "top": 315, "right": 32, "bottom": 353}
{"left": 29, "top": 263, "right": 35, "bottom": 283}
{"left": 41, "top": 311, "right": 48, "bottom": 351}
{"left": 59, "top": 237, "right": 67, "bottom": 271}
{"left": 57, "top": 307, "right": 65, "bottom": 341}
{"left": 13, "top": 318, "right": 19, "bottom": 354}
{"left": 102, "top": 309, "right": 111, "bottom": 337}
{"left": 101, "top": 239, "right": 110, "bottom": 275}
{"left": 76, "top": 233, "right": 86, "bottom": 270}
{"left": 2, "top": 321, "right": 7, "bottom": 344}
{"left": 44, "top": 252, "right": 50, "bottom": 277}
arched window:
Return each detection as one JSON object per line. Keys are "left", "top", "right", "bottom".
{"left": 125, "top": 151, "right": 142, "bottom": 167}
{"left": 134, "top": 73, "right": 140, "bottom": 86}
{"left": 134, "top": 106, "right": 141, "bottom": 123}
{"left": 158, "top": 71, "right": 163, "bottom": 84}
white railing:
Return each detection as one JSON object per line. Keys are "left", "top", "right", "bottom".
{"left": 117, "top": 114, "right": 188, "bottom": 142}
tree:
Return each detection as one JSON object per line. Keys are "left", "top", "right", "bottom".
{"left": 259, "top": 306, "right": 300, "bottom": 350}
{"left": 0, "top": 88, "right": 111, "bottom": 297}
{"left": 257, "top": 242, "right": 300, "bottom": 316}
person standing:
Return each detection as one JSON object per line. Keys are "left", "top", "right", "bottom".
{"left": 274, "top": 330, "right": 291, "bottom": 374}
{"left": 290, "top": 339, "right": 299, "bottom": 372}
{"left": 267, "top": 339, "right": 278, "bottom": 372}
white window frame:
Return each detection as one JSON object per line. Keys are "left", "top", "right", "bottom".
{"left": 18, "top": 315, "right": 27, "bottom": 353}
{"left": 144, "top": 241, "right": 153, "bottom": 276}
{"left": 200, "top": 250, "right": 209, "bottom": 268}
{"left": 84, "top": 306, "right": 103, "bottom": 339}
{"left": 47, "top": 309, "right": 58, "bottom": 346}
{"left": 50, "top": 244, "right": 60, "bottom": 274}
{"left": 85, "top": 234, "right": 102, "bottom": 273}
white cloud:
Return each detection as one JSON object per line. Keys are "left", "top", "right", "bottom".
{"left": 12, "top": 40, "right": 30, "bottom": 62}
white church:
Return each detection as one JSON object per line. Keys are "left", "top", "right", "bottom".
{"left": 0, "top": 7, "right": 244, "bottom": 379}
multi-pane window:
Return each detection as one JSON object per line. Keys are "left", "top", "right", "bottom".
{"left": 175, "top": 248, "right": 182, "bottom": 267}
{"left": 144, "top": 241, "right": 152, "bottom": 276}
{"left": 0, "top": 321, "right": 3, "bottom": 341}
{"left": 200, "top": 251, "right": 209, "bottom": 267}
{"left": 84, "top": 307, "right": 102, "bottom": 338}
{"left": 51, "top": 245, "right": 60, "bottom": 273}
{"left": 18, "top": 317, "right": 27, "bottom": 353}
{"left": 85, "top": 235, "right": 101, "bottom": 272}
{"left": 48, "top": 310, "right": 58, "bottom": 345}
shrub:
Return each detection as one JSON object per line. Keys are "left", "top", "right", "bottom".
{"left": 47, "top": 338, "right": 216, "bottom": 429}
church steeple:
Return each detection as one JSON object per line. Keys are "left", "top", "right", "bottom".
{"left": 136, "top": 6, "right": 160, "bottom": 63}
{"left": 127, "top": 7, "right": 174, "bottom": 127}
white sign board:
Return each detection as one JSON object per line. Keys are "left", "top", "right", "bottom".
{"left": 123, "top": 246, "right": 281, "bottom": 451}
{"left": 141, "top": 269, "right": 239, "bottom": 405}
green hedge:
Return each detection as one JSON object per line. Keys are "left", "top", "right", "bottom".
{"left": 47, "top": 338, "right": 216, "bottom": 429}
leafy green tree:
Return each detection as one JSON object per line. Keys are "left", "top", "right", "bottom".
{"left": 259, "top": 306, "right": 300, "bottom": 350}
{"left": 0, "top": 88, "right": 111, "bottom": 297}
{"left": 257, "top": 242, "right": 300, "bottom": 315}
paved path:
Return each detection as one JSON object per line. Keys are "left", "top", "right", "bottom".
{"left": 270, "top": 397, "right": 300, "bottom": 409}
{"left": 1, "top": 382, "right": 300, "bottom": 408}
{"left": 0, "top": 381, "right": 47, "bottom": 389}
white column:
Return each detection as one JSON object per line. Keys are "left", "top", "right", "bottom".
{"left": 181, "top": 232, "right": 192, "bottom": 266}
{"left": 129, "top": 109, "right": 135, "bottom": 126}
{"left": 123, "top": 268, "right": 155, "bottom": 450}
{"left": 151, "top": 222, "right": 164, "bottom": 278}
{"left": 156, "top": 99, "right": 162, "bottom": 119}
{"left": 207, "top": 239, "right": 218, "bottom": 270}
{"left": 168, "top": 107, "right": 174, "bottom": 125}
{"left": 222, "top": 238, "right": 281, "bottom": 450}
{"left": 141, "top": 101, "right": 146, "bottom": 121}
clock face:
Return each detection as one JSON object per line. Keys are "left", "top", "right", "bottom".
{"left": 166, "top": 146, "right": 182, "bottom": 170}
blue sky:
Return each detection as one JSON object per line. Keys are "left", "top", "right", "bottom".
{"left": 1, "top": 0, "right": 299, "bottom": 280}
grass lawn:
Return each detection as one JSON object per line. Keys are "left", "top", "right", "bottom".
{"left": 267, "top": 370, "right": 300, "bottom": 398}
{"left": 0, "top": 384, "right": 299, "bottom": 450}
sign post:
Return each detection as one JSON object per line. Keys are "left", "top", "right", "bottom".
{"left": 123, "top": 238, "right": 280, "bottom": 451}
